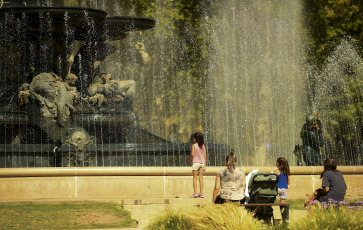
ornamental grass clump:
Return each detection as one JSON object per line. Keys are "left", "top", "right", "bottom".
{"left": 188, "top": 202, "right": 265, "bottom": 230}
{"left": 146, "top": 206, "right": 195, "bottom": 230}
{"left": 290, "top": 200, "right": 363, "bottom": 230}
{"left": 147, "top": 203, "right": 265, "bottom": 230}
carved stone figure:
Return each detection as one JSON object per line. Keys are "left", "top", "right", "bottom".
{"left": 18, "top": 72, "right": 79, "bottom": 125}
{"left": 300, "top": 113, "right": 324, "bottom": 166}
{"left": 88, "top": 73, "right": 135, "bottom": 110}
{"left": 135, "top": 42, "right": 152, "bottom": 65}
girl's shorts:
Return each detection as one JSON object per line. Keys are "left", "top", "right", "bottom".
{"left": 192, "top": 163, "right": 205, "bottom": 171}
{"left": 278, "top": 188, "right": 288, "bottom": 199}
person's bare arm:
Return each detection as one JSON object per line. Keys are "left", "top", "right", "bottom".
{"left": 287, "top": 175, "right": 290, "bottom": 185}
{"left": 272, "top": 170, "right": 279, "bottom": 180}
{"left": 204, "top": 148, "right": 207, "bottom": 168}
{"left": 323, "top": 187, "right": 329, "bottom": 193}
{"left": 188, "top": 145, "right": 195, "bottom": 164}
{"left": 212, "top": 175, "right": 221, "bottom": 203}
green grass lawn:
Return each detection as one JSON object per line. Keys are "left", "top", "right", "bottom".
{"left": 287, "top": 198, "right": 361, "bottom": 210}
{"left": 287, "top": 199, "right": 306, "bottom": 210}
{"left": 0, "top": 202, "right": 137, "bottom": 230}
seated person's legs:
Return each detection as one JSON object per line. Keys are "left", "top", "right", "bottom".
{"left": 214, "top": 195, "right": 226, "bottom": 204}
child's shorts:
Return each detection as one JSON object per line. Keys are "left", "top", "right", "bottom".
{"left": 192, "top": 163, "right": 205, "bottom": 171}
{"left": 278, "top": 188, "right": 288, "bottom": 199}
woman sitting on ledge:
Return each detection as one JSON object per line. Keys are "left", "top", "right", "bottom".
{"left": 212, "top": 153, "right": 246, "bottom": 204}
{"left": 318, "top": 157, "right": 347, "bottom": 202}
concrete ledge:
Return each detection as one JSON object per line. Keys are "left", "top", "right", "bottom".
{"left": 0, "top": 166, "right": 362, "bottom": 201}
{"left": 1, "top": 166, "right": 362, "bottom": 177}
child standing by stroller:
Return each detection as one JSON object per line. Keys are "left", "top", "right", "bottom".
{"left": 274, "top": 157, "right": 290, "bottom": 203}
{"left": 189, "top": 132, "right": 207, "bottom": 198}
{"left": 274, "top": 157, "right": 291, "bottom": 221}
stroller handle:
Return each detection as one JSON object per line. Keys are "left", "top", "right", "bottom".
{"left": 250, "top": 172, "right": 278, "bottom": 182}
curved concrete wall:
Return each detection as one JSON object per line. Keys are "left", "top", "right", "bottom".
{"left": 0, "top": 166, "right": 362, "bottom": 202}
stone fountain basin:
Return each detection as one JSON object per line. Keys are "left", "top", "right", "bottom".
{"left": 0, "top": 7, "right": 107, "bottom": 33}
{"left": 96, "top": 16, "right": 156, "bottom": 41}
{"left": 0, "top": 7, "right": 155, "bottom": 40}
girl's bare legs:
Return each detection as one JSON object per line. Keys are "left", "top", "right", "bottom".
{"left": 280, "top": 198, "right": 288, "bottom": 221}
{"left": 193, "top": 170, "right": 198, "bottom": 194}
{"left": 198, "top": 169, "right": 204, "bottom": 194}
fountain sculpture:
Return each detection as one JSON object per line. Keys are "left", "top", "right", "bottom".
{"left": 0, "top": 1, "right": 228, "bottom": 167}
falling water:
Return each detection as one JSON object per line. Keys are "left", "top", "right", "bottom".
{"left": 0, "top": 1, "right": 308, "bottom": 167}
{"left": 104, "top": 0, "right": 309, "bottom": 166}
{"left": 203, "top": 0, "right": 307, "bottom": 166}
{"left": 1, "top": 1, "right": 361, "bottom": 168}
{"left": 313, "top": 38, "right": 363, "bottom": 165}
{"left": 105, "top": 1, "right": 207, "bottom": 166}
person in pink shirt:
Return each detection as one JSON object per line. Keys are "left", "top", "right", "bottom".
{"left": 189, "top": 132, "right": 207, "bottom": 198}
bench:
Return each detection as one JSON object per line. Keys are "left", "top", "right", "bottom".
{"left": 239, "top": 203, "right": 291, "bottom": 207}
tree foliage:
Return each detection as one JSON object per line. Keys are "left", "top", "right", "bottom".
{"left": 305, "top": 0, "right": 363, "bottom": 67}
{"left": 306, "top": 1, "right": 363, "bottom": 164}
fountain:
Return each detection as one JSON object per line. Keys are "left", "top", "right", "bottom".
{"left": 0, "top": 1, "right": 362, "bottom": 205}
{"left": 2, "top": 1, "right": 361, "bottom": 169}
{"left": 0, "top": 1, "right": 228, "bottom": 167}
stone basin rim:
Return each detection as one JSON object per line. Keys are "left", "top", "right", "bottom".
{"left": 0, "top": 6, "right": 107, "bottom": 14}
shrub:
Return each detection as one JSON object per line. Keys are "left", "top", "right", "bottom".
{"left": 188, "top": 203, "right": 265, "bottom": 230}
{"left": 147, "top": 203, "right": 265, "bottom": 230}
{"left": 289, "top": 201, "right": 363, "bottom": 230}
{"left": 146, "top": 206, "right": 195, "bottom": 230}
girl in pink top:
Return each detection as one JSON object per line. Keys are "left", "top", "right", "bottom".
{"left": 188, "top": 132, "right": 207, "bottom": 198}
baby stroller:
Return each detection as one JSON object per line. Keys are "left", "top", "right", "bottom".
{"left": 245, "top": 171, "right": 278, "bottom": 223}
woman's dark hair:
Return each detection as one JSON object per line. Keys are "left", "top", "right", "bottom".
{"left": 276, "top": 157, "right": 290, "bottom": 176}
{"left": 320, "top": 157, "right": 337, "bottom": 178}
{"left": 225, "top": 152, "right": 237, "bottom": 170}
{"left": 193, "top": 132, "right": 204, "bottom": 148}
